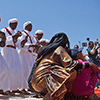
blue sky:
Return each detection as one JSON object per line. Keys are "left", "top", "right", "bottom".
{"left": 0, "top": 0, "right": 100, "bottom": 52}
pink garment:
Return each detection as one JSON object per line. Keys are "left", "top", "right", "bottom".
{"left": 72, "top": 59, "right": 100, "bottom": 96}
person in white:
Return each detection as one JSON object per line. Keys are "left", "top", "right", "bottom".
{"left": 0, "top": 31, "right": 11, "bottom": 95}
{"left": 34, "top": 30, "right": 44, "bottom": 42}
{"left": 1, "top": 18, "right": 22, "bottom": 94}
{"left": 17, "top": 21, "right": 38, "bottom": 93}
{"left": 39, "top": 38, "right": 50, "bottom": 47}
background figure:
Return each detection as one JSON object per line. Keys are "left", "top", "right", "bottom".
{"left": 39, "top": 38, "right": 50, "bottom": 47}
{"left": 34, "top": 30, "right": 44, "bottom": 42}
{"left": 73, "top": 44, "right": 79, "bottom": 49}
{"left": 1, "top": 18, "right": 22, "bottom": 94}
{"left": 0, "top": 31, "right": 11, "bottom": 95}
{"left": 87, "top": 41, "right": 100, "bottom": 67}
{"left": 17, "top": 21, "right": 38, "bottom": 94}
{"left": 1, "top": 18, "right": 18, "bottom": 36}
{"left": 87, "top": 41, "right": 100, "bottom": 88}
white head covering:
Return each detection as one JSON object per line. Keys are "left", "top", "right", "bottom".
{"left": 39, "top": 38, "right": 50, "bottom": 43}
{"left": 35, "top": 30, "right": 44, "bottom": 35}
{"left": 8, "top": 18, "right": 18, "bottom": 24}
{"left": 23, "top": 21, "right": 32, "bottom": 29}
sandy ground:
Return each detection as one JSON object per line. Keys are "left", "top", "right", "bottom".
{"left": 0, "top": 92, "right": 43, "bottom": 100}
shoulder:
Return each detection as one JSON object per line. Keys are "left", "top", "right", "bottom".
{"left": 54, "top": 46, "right": 66, "bottom": 54}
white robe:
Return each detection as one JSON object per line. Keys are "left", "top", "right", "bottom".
{"left": 0, "top": 54, "right": 10, "bottom": 92}
{"left": 1, "top": 26, "right": 16, "bottom": 36}
{"left": 1, "top": 28, "right": 22, "bottom": 90}
{"left": 17, "top": 30, "right": 37, "bottom": 89}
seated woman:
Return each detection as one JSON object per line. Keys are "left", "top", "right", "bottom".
{"left": 66, "top": 48, "right": 100, "bottom": 100}
{"left": 28, "top": 33, "right": 96, "bottom": 100}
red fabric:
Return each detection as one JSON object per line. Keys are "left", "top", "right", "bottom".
{"left": 4, "top": 27, "right": 16, "bottom": 47}
{"left": 22, "top": 30, "right": 32, "bottom": 43}
{"left": 4, "top": 27, "right": 12, "bottom": 35}
{"left": 95, "top": 89, "right": 100, "bottom": 97}
{"left": 33, "top": 35, "right": 39, "bottom": 42}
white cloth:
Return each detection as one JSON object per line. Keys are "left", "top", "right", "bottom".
{"left": 17, "top": 30, "right": 37, "bottom": 88}
{"left": 0, "top": 54, "right": 10, "bottom": 92}
{"left": 39, "top": 38, "right": 50, "bottom": 43}
{"left": 1, "top": 33, "right": 22, "bottom": 90}
{"left": 23, "top": 21, "right": 32, "bottom": 29}
{"left": 35, "top": 30, "right": 44, "bottom": 35}
{"left": 1, "top": 26, "right": 17, "bottom": 37}
{"left": 8, "top": 18, "right": 18, "bottom": 24}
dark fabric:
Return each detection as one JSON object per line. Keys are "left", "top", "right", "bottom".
{"left": 28, "top": 32, "right": 70, "bottom": 91}
{"left": 74, "top": 63, "right": 83, "bottom": 72}
{"left": 85, "top": 63, "right": 90, "bottom": 68}
{"left": 37, "top": 32, "right": 70, "bottom": 59}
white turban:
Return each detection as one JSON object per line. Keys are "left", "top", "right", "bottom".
{"left": 39, "top": 38, "right": 50, "bottom": 43}
{"left": 23, "top": 21, "right": 32, "bottom": 29}
{"left": 8, "top": 18, "right": 18, "bottom": 24}
{"left": 35, "top": 30, "right": 44, "bottom": 35}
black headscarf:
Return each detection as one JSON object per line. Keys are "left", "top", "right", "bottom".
{"left": 28, "top": 32, "right": 70, "bottom": 90}
{"left": 37, "top": 32, "right": 70, "bottom": 59}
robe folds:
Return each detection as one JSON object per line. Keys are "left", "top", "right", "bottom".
{"left": 17, "top": 30, "right": 37, "bottom": 89}
{"left": 1, "top": 36, "right": 22, "bottom": 90}
{"left": 31, "top": 46, "right": 77, "bottom": 100}
{"left": 0, "top": 54, "right": 10, "bottom": 92}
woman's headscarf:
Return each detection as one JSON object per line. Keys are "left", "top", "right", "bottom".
{"left": 28, "top": 32, "right": 70, "bottom": 89}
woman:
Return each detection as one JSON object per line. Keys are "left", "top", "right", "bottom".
{"left": 28, "top": 32, "right": 93, "bottom": 100}
{"left": 68, "top": 48, "right": 100, "bottom": 100}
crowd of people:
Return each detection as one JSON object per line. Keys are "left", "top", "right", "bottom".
{"left": 0, "top": 17, "right": 100, "bottom": 100}
{"left": 0, "top": 17, "right": 49, "bottom": 95}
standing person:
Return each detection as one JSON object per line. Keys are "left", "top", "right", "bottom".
{"left": 1, "top": 18, "right": 22, "bottom": 94}
{"left": 17, "top": 21, "right": 38, "bottom": 94}
{"left": 87, "top": 41, "right": 100, "bottom": 88}
{"left": 87, "top": 41, "right": 100, "bottom": 67}
{"left": 0, "top": 31, "right": 11, "bottom": 95}
{"left": 33, "top": 30, "right": 44, "bottom": 42}
{"left": 1, "top": 18, "right": 18, "bottom": 36}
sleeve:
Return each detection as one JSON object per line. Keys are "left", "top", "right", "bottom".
{"left": 1, "top": 28, "right": 9, "bottom": 37}
{"left": 15, "top": 33, "right": 29, "bottom": 51}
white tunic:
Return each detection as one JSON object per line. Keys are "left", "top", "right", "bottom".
{"left": 0, "top": 54, "right": 10, "bottom": 92}
{"left": 17, "top": 30, "right": 37, "bottom": 89}
{"left": 1, "top": 26, "right": 16, "bottom": 36}
{"left": 1, "top": 28, "right": 22, "bottom": 90}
